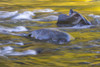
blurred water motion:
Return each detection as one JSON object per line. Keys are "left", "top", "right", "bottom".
{"left": 0, "top": 0, "right": 100, "bottom": 67}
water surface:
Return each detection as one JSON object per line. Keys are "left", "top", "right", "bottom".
{"left": 0, "top": 0, "right": 100, "bottom": 67}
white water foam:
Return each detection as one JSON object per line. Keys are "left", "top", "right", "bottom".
{"left": 0, "top": 26, "right": 28, "bottom": 33}
{"left": 40, "top": 15, "right": 58, "bottom": 21}
{"left": 32, "top": 15, "right": 58, "bottom": 21}
{"left": 2, "top": 46, "right": 14, "bottom": 51}
{"left": 12, "top": 11, "right": 35, "bottom": 20}
{"left": 0, "top": 11, "right": 18, "bottom": 18}
{"left": 88, "top": 14, "right": 100, "bottom": 18}
{"left": 0, "top": 41, "right": 24, "bottom": 46}
{"left": 7, "top": 50, "right": 37, "bottom": 56}
{"left": 0, "top": 9, "right": 58, "bottom": 21}
{"left": 33, "top": 9, "right": 54, "bottom": 13}
{"left": 0, "top": 46, "right": 14, "bottom": 56}
{"left": 0, "top": 46, "right": 37, "bottom": 56}
{"left": 15, "top": 42, "right": 24, "bottom": 46}
{"left": 10, "top": 26, "right": 28, "bottom": 32}
{"left": 12, "top": 9, "right": 54, "bottom": 20}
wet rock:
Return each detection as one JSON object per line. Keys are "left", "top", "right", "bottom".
{"left": 28, "top": 29, "right": 74, "bottom": 44}
{"left": 35, "top": 48, "right": 44, "bottom": 53}
{"left": 57, "top": 9, "right": 91, "bottom": 27}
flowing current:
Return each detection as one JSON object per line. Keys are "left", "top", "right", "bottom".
{"left": 0, "top": 0, "right": 100, "bottom": 67}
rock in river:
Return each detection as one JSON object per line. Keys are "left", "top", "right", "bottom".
{"left": 28, "top": 29, "right": 74, "bottom": 44}
{"left": 57, "top": 9, "right": 92, "bottom": 26}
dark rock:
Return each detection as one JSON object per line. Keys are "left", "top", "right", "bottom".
{"left": 15, "top": 62, "right": 25, "bottom": 64}
{"left": 57, "top": 9, "right": 92, "bottom": 27}
{"left": 35, "top": 48, "right": 44, "bottom": 53}
{"left": 69, "top": 46, "right": 82, "bottom": 50}
{"left": 28, "top": 29, "right": 74, "bottom": 44}
{"left": 78, "top": 62, "right": 90, "bottom": 64}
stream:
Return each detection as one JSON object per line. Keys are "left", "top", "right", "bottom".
{"left": 0, "top": 0, "right": 100, "bottom": 67}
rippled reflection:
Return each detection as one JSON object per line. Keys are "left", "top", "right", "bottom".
{"left": 0, "top": 0, "right": 100, "bottom": 67}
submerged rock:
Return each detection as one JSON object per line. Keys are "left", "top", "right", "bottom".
{"left": 57, "top": 9, "right": 91, "bottom": 26}
{"left": 28, "top": 29, "right": 74, "bottom": 44}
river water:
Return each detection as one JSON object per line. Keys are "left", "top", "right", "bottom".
{"left": 0, "top": 0, "right": 100, "bottom": 67}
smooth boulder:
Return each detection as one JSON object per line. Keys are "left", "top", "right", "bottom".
{"left": 28, "top": 29, "right": 74, "bottom": 44}
{"left": 57, "top": 9, "right": 92, "bottom": 26}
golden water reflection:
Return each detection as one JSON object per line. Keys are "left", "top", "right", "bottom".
{"left": 0, "top": 0, "right": 100, "bottom": 67}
